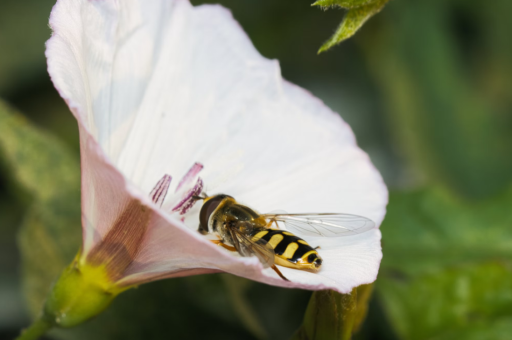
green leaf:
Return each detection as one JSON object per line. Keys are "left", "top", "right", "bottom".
{"left": 318, "top": 0, "right": 389, "bottom": 53}
{"left": 292, "top": 285, "right": 373, "bottom": 340}
{"left": 0, "top": 99, "right": 81, "bottom": 317}
{"left": 378, "top": 187, "right": 512, "bottom": 339}
{"left": 0, "top": 101, "right": 79, "bottom": 203}
{"left": 382, "top": 188, "right": 512, "bottom": 276}
{"left": 380, "top": 263, "right": 512, "bottom": 340}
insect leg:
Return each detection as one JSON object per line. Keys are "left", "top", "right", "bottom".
{"left": 211, "top": 240, "right": 237, "bottom": 252}
{"left": 265, "top": 218, "right": 279, "bottom": 229}
{"left": 271, "top": 265, "right": 290, "bottom": 281}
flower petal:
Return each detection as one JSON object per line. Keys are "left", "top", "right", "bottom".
{"left": 46, "top": 0, "right": 387, "bottom": 292}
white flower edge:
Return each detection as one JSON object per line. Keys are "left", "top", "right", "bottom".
{"left": 46, "top": 0, "right": 388, "bottom": 293}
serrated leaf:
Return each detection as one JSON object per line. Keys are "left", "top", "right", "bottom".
{"left": 378, "top": 187, "right": 512, "bottom": 339}
{"left": 291, "top": 284, "right": 373, "bottom": 340}
{"left": 318, "top": 0, "right": 389, "bottom": 53}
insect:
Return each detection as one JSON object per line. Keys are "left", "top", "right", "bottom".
{"left": 196, "top": 194, "right": 375, "bottom": 281}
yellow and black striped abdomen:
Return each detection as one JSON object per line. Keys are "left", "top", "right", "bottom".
{"left": 251, "top": 228, "right": 322, "bottom": 271}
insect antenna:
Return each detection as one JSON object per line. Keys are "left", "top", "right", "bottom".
{"left": 192, "top": 192, "right": 208, "bottom": 201}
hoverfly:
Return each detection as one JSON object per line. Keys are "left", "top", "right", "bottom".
{"left": 196, "top": 194, "right": 375, "bottom": 281}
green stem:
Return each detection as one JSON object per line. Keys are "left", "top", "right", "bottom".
{"left": 15, "top": 318, "right": 52, "bottom": 340}
{"left": 222, "top": 275, "right": 267, "bottom": 340}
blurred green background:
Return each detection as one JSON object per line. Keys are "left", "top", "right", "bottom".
{"left": 1, "top": 0, "right": 511, "bottom": 339}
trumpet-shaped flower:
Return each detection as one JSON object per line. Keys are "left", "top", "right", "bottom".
{"left": 45, "top": 0, "right": 387, "bottom": 321}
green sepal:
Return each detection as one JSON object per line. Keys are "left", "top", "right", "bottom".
{"left": 43, "top": 255, "right": 129, "bottom": 328}
{"left": 291, "top": 285, "right": 373, "bottom": 340}
{"left": 318, "top": 0, "right": 389, "bottom": 53}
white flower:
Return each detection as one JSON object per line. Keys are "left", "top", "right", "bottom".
{"left": 46, "top": 0, "right": 387, "bottom": 293}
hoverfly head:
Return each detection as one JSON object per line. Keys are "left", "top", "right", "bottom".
{"left": 198, "top": 194, "right": 233, "bottom": 234}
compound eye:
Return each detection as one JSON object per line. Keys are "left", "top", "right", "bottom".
{"left": 199, "top": 195, "right": 226, "bottom": 231}
{"left": 307, "top": 253, "right": 317, "bottom": 263}
{"left": 197, "top": 223, "right": 208, "bottom": 235}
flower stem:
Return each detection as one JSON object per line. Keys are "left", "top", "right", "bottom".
{"left": 15, "top": 318, "right": 52, "bottom": 340}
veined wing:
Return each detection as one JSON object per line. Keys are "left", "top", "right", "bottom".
{"left": 261, "top": 213, "right": 375, "bottom": 238}
{"left": 229, "top": 225, "right": 275, "bottom": 268}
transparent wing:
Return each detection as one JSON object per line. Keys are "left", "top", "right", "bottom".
{"left": 229, "top": 225, "right": 275, "bottom": 268}
{"left": 261, "top": 213, "right": 375, "bottom": 238}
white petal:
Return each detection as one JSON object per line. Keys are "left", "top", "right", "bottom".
{"left": 46, "top": 0, "right": 387, "bottom": 292}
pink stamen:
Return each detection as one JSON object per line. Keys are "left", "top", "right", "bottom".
{"left": 176, "top": 162, "right": 203, "bottom": 192}
{"left": 172, "top": 177, "right": 203, "bottom": 215}
{"left": 150, "top": 174, "right": 172, "bottom": 207}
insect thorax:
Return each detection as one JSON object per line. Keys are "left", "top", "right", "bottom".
{"left": 206, "top": 198, "right": 265, "bottom": 245}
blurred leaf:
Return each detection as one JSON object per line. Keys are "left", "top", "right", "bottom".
{"left": 382, "top": 188, "right": 512, "bottom": 276}
{"left": 378, "top": 187, "right": 512, "bottom": 339}
{"left": 0, "top": 99, "right": 81, "bottom": 317}
{"left": 360, "top": 0, "right": 512, "bottom": 198}
{"left": 318, "top": 0, "right": 389, "bottom": 53}
{"left": 380, "top": 263, "right": 512, "bottom": 340}
{"left": 0, "top": 101, "right": 79, "bottom": 203}
{"left": 292, "top": 285, "right": 373, "bottom": 340}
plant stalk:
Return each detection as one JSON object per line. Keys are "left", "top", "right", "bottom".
{"left": 15, "top": 318, "right": 52, "bottom": 340}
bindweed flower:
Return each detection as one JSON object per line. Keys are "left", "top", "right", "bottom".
{"left": 23, "top": 0, "right": 387, "bottom": 334}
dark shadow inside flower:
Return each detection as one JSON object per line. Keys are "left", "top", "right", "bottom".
{"left": 87, "top": 199, "right": 151, "bottom": 281}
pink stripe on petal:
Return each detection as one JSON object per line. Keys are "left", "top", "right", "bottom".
{"left": 175, "top": 162, "right": 203, "bottom": 192}
{"left": 150, "top": 174, "right": 172, "bottom": 207}
{"left": 172, "top": 177, "right": 203, "bottom": 215}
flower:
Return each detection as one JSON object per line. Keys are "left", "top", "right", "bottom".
{"left": 46, "top": 0, "right": 387, "bottom": 311}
